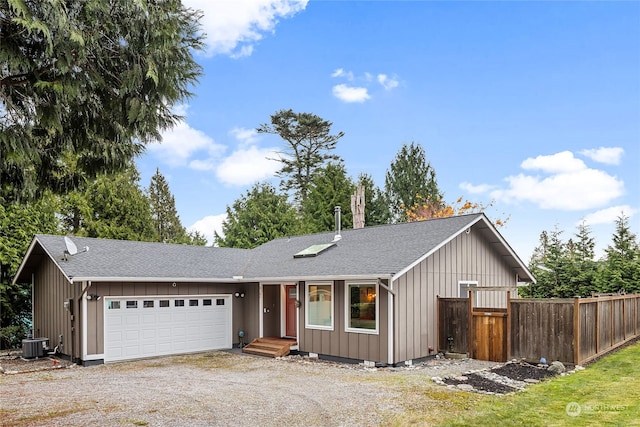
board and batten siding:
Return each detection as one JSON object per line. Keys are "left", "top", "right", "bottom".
{"left": 85, "top": 282, "right": 258, "bottom": 357}
{"left": 298, "top": 280, "right": 389, "bottom": 364}
{"left": 394, "top": 225, "right": 518, "bottom": 363}
{"left": 32, "top": 256, "right": 82, "bottom": 360}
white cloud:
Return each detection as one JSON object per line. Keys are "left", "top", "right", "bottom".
{"left": 582, "top": 205, "right": 637, "bottom": 226}
{"left": 521, "top": 151, "right": 587, "bottom": 174}
{"left": 459, "top": 182, "right": 495, "bottom": 194}
{"left": 377, "top": 73, "right": 399, "bottom": 90}
{"left": 188, "top": 214, "right": 227, "bottom": 246}
{"left": 184, "top": 0, "right": 308, "bottom": 57}
{"left": 148, "top": 119, "right": 225, "bottom": 167}
{"left": 580, "top": 147, "right": 624, "bottom": 165}
{"left": 332, "top": 84, "right": 371, "bottom": 103}
{"left": 215, "top": 146, "right": 280, "bottom": 185}
{"left": 331, "top": 68, "right": 354, "bottom": 80}
{"left": 491, "top": 158, "right": 624, "bottom": 210}
{"left": 229, "top": 127, "right": 259, "bottom": 147}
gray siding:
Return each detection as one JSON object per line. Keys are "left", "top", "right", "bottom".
{"left": 299, "top": 280, "right": 389, "bottom": 364}
{"left": 394, "top": 225, "right": 518, "bottom": 363}
{"left": 33, "top": 256, "right": 82, "bottom": 359}
{"left": 87, "top": 282, "right": 258, "bottom": 357}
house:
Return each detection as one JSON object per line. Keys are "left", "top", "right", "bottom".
{"left": 13, "top": 213, "right": 534, "bottom": 366}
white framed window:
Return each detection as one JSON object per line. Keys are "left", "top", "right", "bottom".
{"left": 305, "top": 281, "right": 334, "bottom": 330}
{"left": 459, "top": 280, "right": 478, "bottom": 302}
{"left": 345, "top": 281, "right": 379, "bottom": 334}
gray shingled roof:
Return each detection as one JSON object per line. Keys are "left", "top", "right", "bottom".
{"left": 242, "top": 213, "right": 483, "bottom": 279}
{"left": 21, "top": 235, "right": 251, "bottom": 282}
{"left": 14, "top": 213, "right": 534, "bottom": 284}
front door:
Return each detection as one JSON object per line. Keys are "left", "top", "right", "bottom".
{"left": 285, "top": 285, "right": 297, "bottom": 337}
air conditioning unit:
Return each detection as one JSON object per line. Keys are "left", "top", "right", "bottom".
{"left": 22, "top": 338, "right": 48, "bottom": 359}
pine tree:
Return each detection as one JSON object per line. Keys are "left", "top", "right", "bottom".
{"left": 257, "top": 109, "right": 344, "bottom": 209}
{"left": 148, "top": 169, "right": 187, "bottom": 244}
{"left": 384, "top": 142, "right": 442, "bottom": 222}
{"left": 596, "top": 214, "right": 640, "bottom": 293}
{"left": 301, "top": 162, "right": 355, "bottom": 233}
{"left": 215, "top": 183, "right": 301, "bottom": 249}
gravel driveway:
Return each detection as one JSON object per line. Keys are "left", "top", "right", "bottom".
{"left": 1, "top": 352, "right": 496, "bottom": 426}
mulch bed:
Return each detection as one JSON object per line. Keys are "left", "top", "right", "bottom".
{"left": 441, "top": 361, "right": 561, "bottom": 394}
{"left": 444, "top": 372, "right": 519, "bottom": 394}
{"left": 491, "top": 362, "right": 557, "bottom": 381}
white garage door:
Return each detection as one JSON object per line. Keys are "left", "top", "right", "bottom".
{"left": 104, "top": 295, "right": 232, "bottom": 362}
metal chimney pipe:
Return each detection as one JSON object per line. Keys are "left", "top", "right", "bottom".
{"left": 334, "top": 206, "right": 342, "bottom": 241}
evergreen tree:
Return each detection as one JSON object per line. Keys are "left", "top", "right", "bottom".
{"left": 215, "top": 183, "right": 301, "bottom": 249}
{"left": 148, "top": 169, "right": 187, "bottom": 243}
{"left": 0, "top": 197, "right": 58, "bottom": 348}
{"left": 0, "top": 1, "right": 204, "bottom": 202}
{"left": 81, "top": 167, "right": 156, "bottom": 241}
{"left": 301, "top": 162, "right": 355, "bottom": 233}
{"left": 256, "top": 109, "right": 344, "bottom": 209}
{"left": 568, "top": 221, "right": 599, "bottom": 296}
{"left": 357, "top": 173, "right": 391, "bottom": 226}
{"left": 596, "top": 214, "right": 640, "bottom": 293}
{"left": 523, "top": 227, "right": 567, "bottom": 298}
{"left": 384, "top": 142, "right": 442, "bottom": 222}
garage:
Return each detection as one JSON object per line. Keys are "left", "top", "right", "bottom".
{"left": 104, "top": 295, "right": 232, "bottom": 362}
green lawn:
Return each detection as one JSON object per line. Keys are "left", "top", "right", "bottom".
{"left": 438, "top": 341, "right": 640, "bottom": 426}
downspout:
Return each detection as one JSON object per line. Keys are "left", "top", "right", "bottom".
{"left": 73, "top": 281, "right": 92, "bottom": 364}
{"left": 387, "top": 279, "right": 395, "bottom": 365}
{"left": 31, "top": 274, "right": 35, "bottom": 338}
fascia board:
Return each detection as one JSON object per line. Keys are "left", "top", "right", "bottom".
{"left": 11, "top": 236, "right": 74, "bottom": 286}
{"left": 391, "top": 215, "right": 484, "bottom": 282}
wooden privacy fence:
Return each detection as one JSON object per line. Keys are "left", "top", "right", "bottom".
{"left": 438, "top": 294, "right": 640, "bottom": 365}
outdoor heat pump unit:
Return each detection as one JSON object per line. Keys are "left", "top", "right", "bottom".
{"left": 22, "top": 338, "right": 49, "bottom": 359}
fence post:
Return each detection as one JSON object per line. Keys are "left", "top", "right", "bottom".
{"left": 506, "top": 291, "right": 511, "bottom": 361}
{"left": 468, "top": 291, "right": 473, "bottom": 359}
{"left": 611, "top": 297, "right": 614, "bottom": 348}
{"left": 595, "top": 299, "right": 599, "bottom": 356}
{"left": 574, "top": 297, "right": 580, "bottom": 365}
{"left": 436, "top": 296, "right": 440, "bottom": 353}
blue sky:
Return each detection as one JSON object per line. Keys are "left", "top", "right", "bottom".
{"left": 136, "top": 0, "right": 640, "bottom": 262}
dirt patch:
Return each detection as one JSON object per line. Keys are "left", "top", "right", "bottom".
{"left": 439, "top": 361, "right": 561, "bottom": 394}
{"left": 0, "top": 353, "right": 73, "bottom": 374}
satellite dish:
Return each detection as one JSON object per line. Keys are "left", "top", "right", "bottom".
{"left": 64, "top": 236, "right": 78, "bottom": 256}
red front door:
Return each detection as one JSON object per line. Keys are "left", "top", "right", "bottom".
{"left": 285, "top": 285, "right": 297, "bottom": 337}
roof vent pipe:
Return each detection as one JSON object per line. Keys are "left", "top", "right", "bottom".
{"left": 334, "top": 206, "right": 342, "bottom": 241}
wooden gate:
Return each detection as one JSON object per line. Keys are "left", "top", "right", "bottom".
{"left": 469, "top": 291, "right": 509, "bottom": 362}
{"left": 471, "top": 308, "right": 508, "bottom": 362}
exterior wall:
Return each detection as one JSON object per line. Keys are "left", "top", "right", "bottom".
{"left": 32, "top": 256, "right": 82, "bottom": 360}
{"left": 394, "top": 226, "right": 517, "bottom": 363}
{"left": 86, "top": 281, "right": 259, "bottom": 357}
{"left": 298, "top": 280, "right": 389, "bottom": 364}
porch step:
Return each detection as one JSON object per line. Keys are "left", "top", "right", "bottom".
{"left": 242, "top": 338, "right": 296, "bottom": 358}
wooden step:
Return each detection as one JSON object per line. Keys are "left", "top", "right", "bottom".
{"left": 242, "top": 338, "right": 295, "bottom": 358}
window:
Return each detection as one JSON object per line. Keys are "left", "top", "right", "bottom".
{"left": 189, "top": 299, "right": 199, "bottom": 307}
{"left": 345, "top": 282, "right": 378, "bottom": 334}
{"left": 159, "top": 300, "right": 170, "bottom": 307}
{"left": 203, "top": 299, "right": 212, "bottom": 306}
{"left": 216, "top": 299, "right": 225, "bottom": 306}
{"left": 174, "top": 299, "right": 185, "bottom": 307}
{"left": 143, "top": 300, "right": 154, "bottom": 308}
{"left": 126, "top": 301, "right": 138, "bottom": 309}
{"left": 305, "top": 282, "right": 333, "bottom": 330}
{"left": 108, "top": 301, "right": 120, "bottom": 309}
{"left": 459, "top": 281, "right": 478, "bottom": 305}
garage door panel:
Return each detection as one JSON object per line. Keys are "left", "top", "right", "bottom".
{"left": 105, "top": 295, "right": 232, "bottom": 362}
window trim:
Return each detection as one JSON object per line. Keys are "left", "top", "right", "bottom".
{"left": 305, "top": 281, "right": 334, "bottom": 331}
{"left": 344, "top": 280, "right": 379, "bottom": 335}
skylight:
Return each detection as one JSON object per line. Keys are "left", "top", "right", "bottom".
{"left": 293, "top": 242, "right": 336, "bottom": 258}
